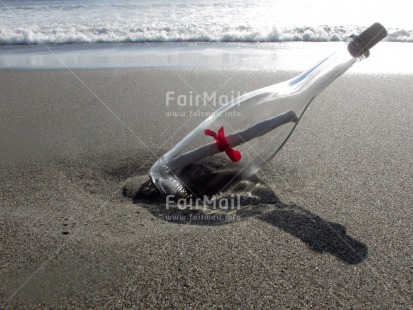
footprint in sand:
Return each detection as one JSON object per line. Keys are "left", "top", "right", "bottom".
{"left": 61, "top": 218, "right": 76, "bottom": 235}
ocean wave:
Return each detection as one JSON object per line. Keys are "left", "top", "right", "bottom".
{"left": 0, "top": 25, "right": 411, "bottom": 45}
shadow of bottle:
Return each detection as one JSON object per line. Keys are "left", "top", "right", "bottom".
{"left": 125, "top": 175, "right": 367, "bottom": 265}
{"left": 259, "top": 204, "right": 367, "bottom": 264}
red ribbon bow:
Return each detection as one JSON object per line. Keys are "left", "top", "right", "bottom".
{"left": 204, "top": 126, "right": 241, "bottom": 162}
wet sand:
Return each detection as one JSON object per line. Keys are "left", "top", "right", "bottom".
{"left": 0, "top": 67, "right": 412, "bottom": 308}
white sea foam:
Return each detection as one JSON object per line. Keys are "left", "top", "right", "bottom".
{"left": 1, "top": 24, "right": 412, "bottom": 45}
{"left": 0, "top": 0, "right": 412, "bottom": 45}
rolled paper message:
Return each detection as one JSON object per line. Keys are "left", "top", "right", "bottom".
{"left": 167, "top": 110, "right": 298, "bottom": 171}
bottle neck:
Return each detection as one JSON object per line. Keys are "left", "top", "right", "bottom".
{"left": 287, "top": 41, "right": 361, "bottom": 118}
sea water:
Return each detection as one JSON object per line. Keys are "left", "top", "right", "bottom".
{"left": 0, "top": 0, "right": 412, "bottom": 72}
{"left": 1, "top": 0, "right": 412, "bottom": 45}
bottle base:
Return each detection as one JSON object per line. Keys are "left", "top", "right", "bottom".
{"left": 148, "top": 157, "right": 191, "bottom": 199}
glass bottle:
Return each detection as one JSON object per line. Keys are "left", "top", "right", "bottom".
{"left": 149, "top": 23, "right": 387, "bottom": 200}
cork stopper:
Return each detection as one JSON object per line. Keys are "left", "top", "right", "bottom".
{"left": 348, "top": 23, "right": 387, "bottom": 58}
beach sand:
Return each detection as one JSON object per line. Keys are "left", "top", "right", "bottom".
{"left": 1, "top": 67, "right": 412, "bottom": 308}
